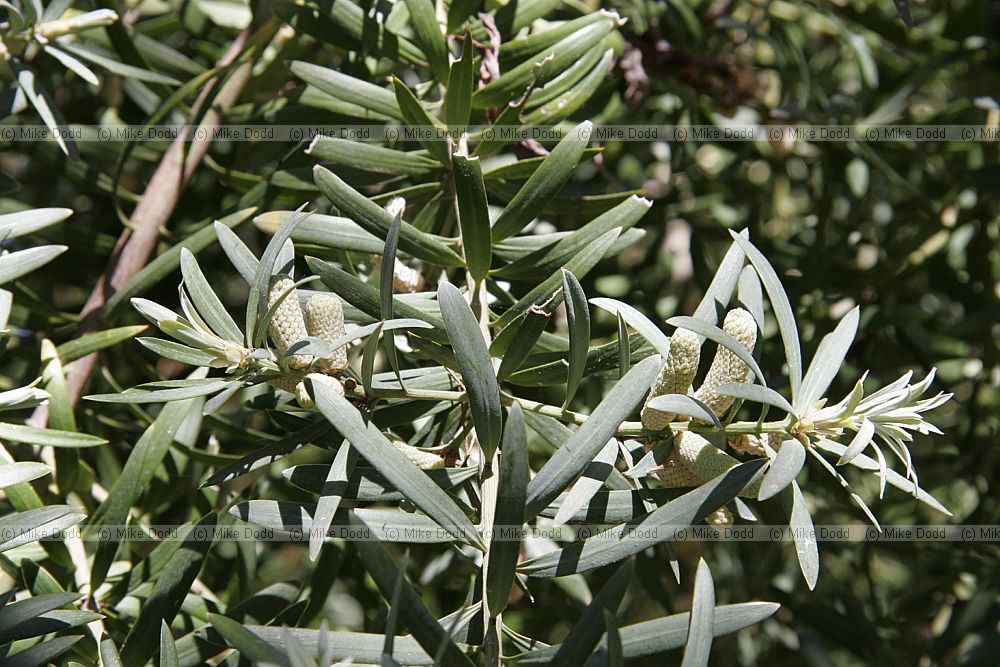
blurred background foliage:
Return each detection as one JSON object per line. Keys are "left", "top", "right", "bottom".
{"left": 0, "top": 0, "right": 997, "bottom": 664}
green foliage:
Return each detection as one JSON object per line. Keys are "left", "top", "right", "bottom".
{"left": 0, "top": 0, "right": 993, "bottom": 665}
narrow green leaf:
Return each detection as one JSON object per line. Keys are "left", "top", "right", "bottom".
{"left": 289, "top": 61, "right": 403, "bottom": 119}
{"left": 0, "top": 245, "right": 67, "bottom": 284}
{"left": 519, "top": 460, "right": 766, "bottom": 577}
{"left": 5, "top": 636, "right": 80, "bottom": 667}
{"left": 716, "top": 383, "right": 793, "bottom": 415}
{"left": 513, "top": 602, "right": 779, "bottom": 663}
{"left": 180, "top": 249, "right": 243, "bottom": 342}
{"left": 307, "top": 137, "right": 440, "bottom": 176}
{"left": 646, "top": 395, "right": 721, "bottom": 428}
{"left": 617, "top": 313, "right": 629, "bottom": 378}
{"left": 0, "top": 462, "right": 50, "bottom": 489}
{"left": 209, "top": 613, "right": 291, "bottom": 667}
{"left": 403, "top": 0, "right": 449, "bottom": 80}
{"left": 215, "top": 219, "right": 259, "bottom": 284}
{"left": 159, "top": 620, "right": 179, "bottom": 667}
{"left": 120, "top": 513, "right": 217, "bottom": 666}
{"left": 550, "top": 562, "right": 632, "bottom": 667}
{"left": 491, "top": 121, "right": 593, "bottom": 241}
{"left": 795, "top": 306, "right": 860, "bottom": 411}
{"left": 495, "top": 228, "right": 620, "bottom": 331}
{"left": 552, "top": 438, "right": 618, "bottom": 527}
{"left": 314, "top": 166, "right": 463, "bottom": 267}
{"left": 86, "top": 378, "right": 233, "bottom": 403}
{"left": 729, "top": 231, "right": 802, "bottom": 397}
{"left": 350, "top": 516, "right": 476, "bottom": 667}
{"left": 837, "top": 418, "right": 875, "bottom": 466}
{"left": 55, "top": 325, "right": 147, "bottom": 363}
{"left": 445, "top": 35, "right": 474, "bottom": 130}
{"left": 758, "top": 439, "right": 806, "bottom": 501}
{"left": 590, "top": 297, "right": 671, "bottom": 358}
{"left": 0, "top": 207, "right": 71, "bottom": 238}
{"left": 562, "top": 270, "right": 590, "bottom": 408}
{"left": 100, "top": 635, "right": 124, "bottom": 667}
{"left": 486, "top": 403, "right": 529, "bottom": 616}
{"left": 393, "top": 77, "right": 450, "bottom": 164}
{"left": 680, "top": 559, "right": 715, "bottom": 667}
{"left": 525, "top": 355, "right": 659, "bottom": 519}
{"left": 786, "top": 481, "right": 819, "bottom": 590}
{"left": 313, "top": 380, "right": 484, "bottom": 549}
{"left": 438, "top": 282, "right": 502, "bottom": 460}
{"left": 309, "top": 442, "right": 356, "bottom": 562}
{"left": 0, "top": 423, "right": 106, "bottom": 448}
{"left": 452, "top": 154, "right": 492, "bottom": 283}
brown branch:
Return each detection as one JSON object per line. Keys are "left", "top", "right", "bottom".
{"left": 30, "top": 31, "right": 254, "bottom": 424}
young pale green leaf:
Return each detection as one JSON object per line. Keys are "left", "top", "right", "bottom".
{"left": 549, "top": 562, "right": 633, "bottom": 667}
{"left": 486, "top": 403, "right": 529, "bottom": 616}
{"left": 491, "top": 121, "right": 593, "bottom": 241}
{"left": 590, "top": 297, "right": 672, "bottom": 358}
{"left": 403, "top": 0, "right": 449, "bottom": 81}
{"left": 813, "top": 439, "right": 951, "bottom": 516}
{"left": 438, "top": 282, "right": 502, "bottom": 459}
{"left": 313, "top": 380, "right": 484, "bottom": 549}
{"left": 445, "top": 34, "right": 474, "bottom": 129}
{"left": 552, "top": 438, "right": 618, "bottom": 527}
{"left": 730, "top": 231, "right": 802, "bottom": 397}
{"left": 525, "top": 355, "right": 659, "bottom": 519}
{"left": 57, "top": 42, "right": 181, "bottom": 85}
{"left": 785, "top": 481, "right": 819, "bottom": 590}
{"left": 562, "top": 270, "right": 590, "bottom": 408}
{"left": 0, "top": 423, "right": 105, "bottom": 448}
{"left": 716, "top": 383, "right": 793, "bottom": 415}
{"left": 837, "top": 418, "right": 875, "bottom": 466}
{"left": 452, "top": 154, "right": 492, "bottom": 283}
{"left": 0, "top": 207, "right": 71, "bottom": 238}
{"left": 100, "top": 635, "right": 124, "bottom": 667}
{"left": 667, "top": 316, "right": 766, "bottom": 385}
{"left": 313, "top": 166, "right": 463, "bottom": 267}
{"left": 290, "top": 61, "right": 403, "bottom": 119}
{"left": 795, "top": 306, "right": 861, "bottom": 412}
{"left": 136, "top": 338, "right": 221, "bottom": 367}
{"left": 519, "top": 460, "right": 766, "bottom": 577}
{"left": 758, "top": 439, "right": 806, "bottom": 501}
{"left": 645, "top": 395, "right": 722, "bottom": 428}
{"left": 119, "top": 513, "right": 217, "bottom": 665}
{"left": 681, "top": 559, "right": 715, "bottom": 667}
{"left": 180, "top": 249, "right": 243, "bottom": 342}
{"left": 350, "top": 516, "right": 476, "bottom": 667}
